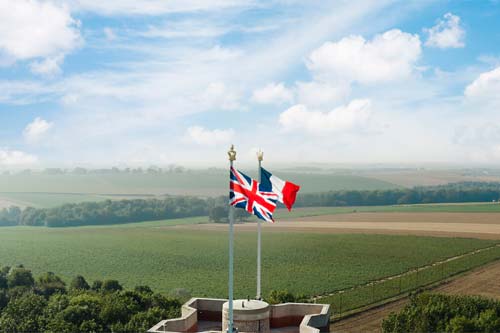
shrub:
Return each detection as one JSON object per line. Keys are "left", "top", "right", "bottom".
{"left": 70, "top": 275, "right": 90, "bottom": 291}
{"left": 382, "top": 293, "right": 500, "bottom": 333}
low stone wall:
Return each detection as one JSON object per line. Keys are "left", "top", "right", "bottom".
{"left": 148, "top": 298, "right": 331, "bottom": 333}
{"left": 148, "top": 298, "right": 226, "bottom": 333}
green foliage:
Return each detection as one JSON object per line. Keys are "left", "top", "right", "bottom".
{"left": 36, "top": 272, "right": 66, "bottom": 297}
{"left": 0, "top": 292, "right": 47, "bottom": 332}
{"left": 102, "top": 280, "right": 122, "bottom": 292}
{"left": 91, "top": 280, "right": 102, "bottom": 291}
{"left": 0, "top": 275, "right": 7, "bottom": 290}
{"left": 0, "top": 266, "right": 181, "bottom": 333}
{"left": 69, "top": 275, "right": 90, "bottom": 291}
{"left": 267, "top": 290, "right": 296, "bottom": 304}
{"left": 266, "top": 290, "right": 310, "bottom": 304}
{"left": 382, "top": 293, "right": 500, "bottom": 333}
{"left": 7, "top": 266, "right": 34, "bottom": 289}
{"left": 209, "top": 205, "right": 249, "bottom": 223}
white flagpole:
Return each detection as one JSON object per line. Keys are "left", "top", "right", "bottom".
{"left": 256, "top": 149, "right": 263, "bottom": 300}
{"left": 228, "top": 145, "right": 236, "bottom": 333}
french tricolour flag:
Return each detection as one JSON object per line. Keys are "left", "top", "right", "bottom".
{"left": 260, "top": 167, "right": 300, "bottom": 211}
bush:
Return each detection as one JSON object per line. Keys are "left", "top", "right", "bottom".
{"left": 70, "top": 275, "right": 90, "bottom": 291}
{"left": 102, "top": 280, "right": 123, "bottom": 292}
{"left": 36, "top": 272, "right": 66, "bottom": 297}
{"left": 382, "top": 293, "right": 500, "bottom": 333}
{"left": 266, "top": 290, "right": 310, "bottom": 304}
{"left": 0, "top": 265, "right": 181, "bottom": 333}
{"left": 7, "top": 266, "right": 35, "bottom": 289}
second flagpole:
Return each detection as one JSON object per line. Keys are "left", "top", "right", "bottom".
{"left": 256, "top": 149, "right": 263, "bottom": 300}
{"left": 228, "top": 145, "right": 236, "bottom": 333}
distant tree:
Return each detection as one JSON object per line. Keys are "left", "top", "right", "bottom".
{"left": 36, "top": 272, "right": 66, "bottom": 297}
{"left": 0, "top": 275, "right": 7, "bottom": 289}
{"left": 0, "top": 290, "right": 8, "bottom": 310}
{"left": 209, "top": 206, "right": 227, "bottom": 223}
{"left": 7, "top": 267, "right": 35, "bottom": 289}
{"left": 0, "top": 266, "right": 10, "bottom": 276}
{"left": 134, "top": 285, "right": 153, "bottom": 294}
{"left": 70, "top": 275, "right": 90, "bottom": 291}
{"left": 91, "top": 280, "right": 103, "bottom": 291}
{"left": 102, "top": 280, "right": 123, "bottom": 292}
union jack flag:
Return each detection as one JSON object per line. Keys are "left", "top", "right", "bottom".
{"left": 229, "top": 167, "right": 278, "bottom": 222}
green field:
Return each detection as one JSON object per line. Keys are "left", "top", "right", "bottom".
{"left": 0, "top": 222, "right": 496, "bottom": 298}
{"left": 0, "top": 171, "right": 400, "bottom": 207}
{"left": 273, "top": 202, "right": 500, "bottom": 219}
{"left": 322, "top": 246, "right": 500, "bottom": 314}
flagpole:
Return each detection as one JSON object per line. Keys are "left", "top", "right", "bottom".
{"left": 228, "top": 145, "right": 236, "bottom": 333}
{"left": 256, "top": 149, "right": 263, "bottom": 300}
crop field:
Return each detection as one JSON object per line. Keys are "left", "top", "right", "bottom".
{"left": 0, "top": 171, "right": 400, "bottom": 207}
{"left": 362, "top": 169, "right": 500, "bottom": 187}
{"left": 273, "top": 203, "right": 500, "bottom": 219}
{"left": 0, "top": 223, "right": 496, "bottom": 298}
{"left": 0, "top": 192, "right": 118, "bottom": 208}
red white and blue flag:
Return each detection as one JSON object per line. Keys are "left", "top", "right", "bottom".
{"left": 260, "top": 167, "right": 301, "bottom": 211}
{"left": 230, "top": 167, "right": 278, "bottom": 222}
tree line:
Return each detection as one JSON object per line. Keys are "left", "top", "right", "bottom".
{"left": 0, "top": 265, "right": 181, "bottom": 333}
{"left": 1, "top": 182, "right": 500, "bottom": 227}
{"left": 0, "top": 196, "right": 212, "bottom": 227}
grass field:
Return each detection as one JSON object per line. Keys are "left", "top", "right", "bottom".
{"left": 0, "top": 171, "right": 400, "bottom": 207}
{"left": 0, "top": 223, "right": 496, "bottom": 298}
{"left": 271, "top": 203, "right": 500, "bottom": 220}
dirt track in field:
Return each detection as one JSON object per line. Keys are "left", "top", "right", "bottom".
{"left": 175, "top": 212, "right": 500, "bottom": 240}
{"left": 331, "top": 259, "right": 500, "bottom": 333}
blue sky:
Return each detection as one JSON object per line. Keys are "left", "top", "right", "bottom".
{"left": 0, "top": 0, "right": 499, "bottom": 168}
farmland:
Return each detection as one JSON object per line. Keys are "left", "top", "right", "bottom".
{"left": 273, "top": 202, "right": 500, "bottom": 219}
{"left": 0, "top": 221, "right": 496, "bottom": 298}
{"left": 0, "top": 171, "right": 400, "bottom": 208}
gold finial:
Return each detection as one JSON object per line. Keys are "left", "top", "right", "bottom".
{"left": 228, "top": 144, "right": 237, "bottom": 161}
{"left": 257, "top": 149, "right": 263, "bottom": 162}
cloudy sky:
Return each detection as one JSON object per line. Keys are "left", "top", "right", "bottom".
{"left": 0, "top": 0, "right": 499, "bottom": 168}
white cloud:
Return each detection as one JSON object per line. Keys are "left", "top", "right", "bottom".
{"left": 140, "top": 20, "right": 227, "bottom": 39}
{"left": 29, "top": 54, "right": 65, "bottom": 76}
{"left": 67, "top": 0, "right": 254, "bottom": 16}
{"left": 103, "top": 27, "right": 116, "bottom": 41}
{"left": 279, "top": 99, "right": 372, "bottom": 134}
{"left": 23, "top": 117, "right": 54, "bottom": 144}
{"left": 0, "top": 0, "right": 81, "bottom": 62}
{"left": 307, "top": 29, "right": 421, "bottom": 84}
{"left": 296, "top": 81, "right": 350, "bottom": 108}
{"left": 424, "top": 13, "right": 465, "bottom": 49}
{"left": 464, "top": 66, "right": 500, "bottom": 103}
{"left": 185, "top": 126, "right": 235, "bottom": 146}
{"left": 252, "top": 82, "right": 294, "bottom": 105}
{"left": 0, "top": 149, "right": 38, "bottom": 166}
{"left": 199, "top": 82, "right": 241, "bottom": 110}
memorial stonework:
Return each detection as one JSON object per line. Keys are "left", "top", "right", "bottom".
{"left": 222, "top": 300, "right": 270, "bottom": 333}
{"left": 148, "top": 297, "right": 331, "bottom": 333}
